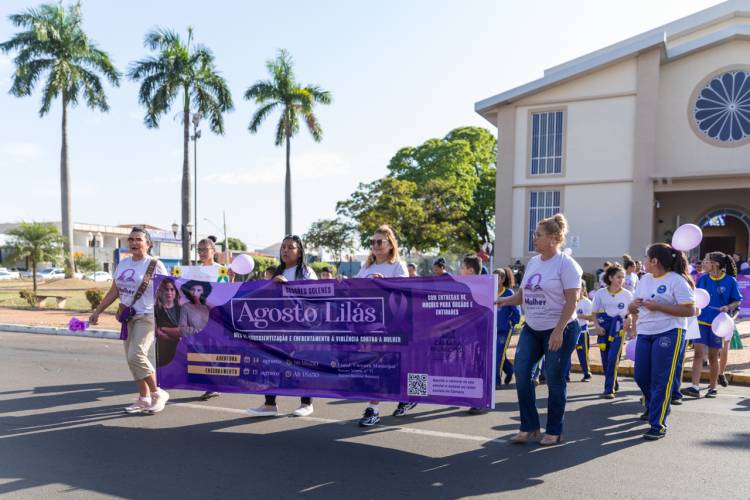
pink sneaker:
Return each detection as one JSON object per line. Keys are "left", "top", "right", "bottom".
{"left": 125, "top": 396, "right": 152, "bottom": 414}
{"left": 147, "top": 388, "right": 170, "bottom": 413}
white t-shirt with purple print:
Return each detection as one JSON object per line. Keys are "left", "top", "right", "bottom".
{"left": 520, "top": 252, "right": 583, "bottom": 331}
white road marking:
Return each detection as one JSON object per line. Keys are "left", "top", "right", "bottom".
{"left": 172, "top": 402, "right": 507, "bottom": 444}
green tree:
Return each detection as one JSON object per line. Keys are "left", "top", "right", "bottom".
{"left": 444, "top": 127, "right": 497, "bottom": 246}
{"left": 337, "top": 177, "right": 430, "bottom": 253}
{"left": 128, "top": 27, "right": 233, "bottom": 264}
{"left": 223, "top": 237, "right": 247, "bottom": 251}
{"left": 303, "top": 218, "right": 355, "bottom": 266}
{"left": 245, "top": 49, "right": 332, "bottom": 236}
{"left": 4, "top": 222, "right": 64, "bottom": 293}
{"left": 0, "top": 2, "right": 120, "bottom": 275}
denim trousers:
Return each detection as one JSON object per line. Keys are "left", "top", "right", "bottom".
{"left": 514, "top": 321, "right": 580, "bottom": 435}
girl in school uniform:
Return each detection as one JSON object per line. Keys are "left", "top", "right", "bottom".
{"left": 592, "top": 265, "right": 633, "bottom": 398}
{"left": 570, "top": 280, "right": 594, "bottom": 382}
{"left": 629, "top": 243, "right": 697, "bottom": 440}
{"left": 494, "top": 267, "right": 521, "bottom": 386}
{"left": 623, "top": 257, "right": 639, "bottom": 293}
{"left": 681, "top": 252, "right": 742, "bottom": 398}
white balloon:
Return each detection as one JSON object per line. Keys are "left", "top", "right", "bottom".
{"left": 671, "top": 224, "right": 703, "bottom": 252}
{"left": 230, "top": 254, "right": 255, "bottom": 275}
{"left": 688, "top": 264, "right": 695, "bottom": 274}
{"left": 711, "top": 312, "right": 734, "bottom": 340}
{"left": 563, "top": 248, "right": 573, "bottom": 256}
{"left": 694, "top": 288, "right": 710, "bottom": 309}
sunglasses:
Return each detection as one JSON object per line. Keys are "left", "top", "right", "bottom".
{"left": 370, "top": 238, "right": 387, "bottom": 247}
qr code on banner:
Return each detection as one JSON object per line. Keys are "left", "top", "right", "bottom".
{"left": 407, "top": 373, "right": 428, "bottom": 396}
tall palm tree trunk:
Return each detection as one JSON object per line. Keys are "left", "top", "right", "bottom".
{"left": 181, "top": 92, "right": 191, "bottom": 264}
{"left": 285, "top": 133, "right": 292, "bottom": 236}
{"left": 32, "top": 259, "right": 37, "bottom": 294}
{"left": 60, "top": 97, "right": 74, "bottom": 276}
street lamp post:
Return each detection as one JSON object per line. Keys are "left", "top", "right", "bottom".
{"left": 87, "top": 231, "right": 102, "bottom": 271}
{"left": 204, "top": 210, "right": 229, "bottom": 264}
{"left": 191, "top": 112, "right": 202, "bottom": 264}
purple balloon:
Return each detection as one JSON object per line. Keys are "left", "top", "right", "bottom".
{"left": 624, "top": 339, "right": 637, "bottom": 362}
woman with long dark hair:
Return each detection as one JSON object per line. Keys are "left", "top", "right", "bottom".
{"left": 681, "top": 251, "right": 742, "bottom": 398}
{"left": 246, "top": 235, "right": 317, "bottom": 418}
{"left": 629, "top": 243, "right": 697, "bottom": 440}
{"left": 155, "top": 278, "right": 181, "bottom": 367}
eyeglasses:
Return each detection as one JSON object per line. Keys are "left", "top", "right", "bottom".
{"left": 281, "top": 244, "right": 299, "bottom": 251}
{"left": 370, "top": 238, "right": 386, "bottom": 247}
{"left": 198, "top": 247, "right": 211, "bottom": 253}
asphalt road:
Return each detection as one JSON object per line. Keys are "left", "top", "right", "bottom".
{"left": 1, "top": 331, "right": 748, "bottom": 499}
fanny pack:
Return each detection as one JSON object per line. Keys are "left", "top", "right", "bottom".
{"left": 116, "top": 259, "right": 158, "bottom": 340}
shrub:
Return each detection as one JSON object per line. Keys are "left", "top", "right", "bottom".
{"left": 85, "top": 289, "right": 105, "bottom": 310}
{"left": 309, "top": 262, "right": 337, "bottom": 277}
{"left": 19, "top": 290, "right": 37, "bottom": 307}
{"left": 76, "top": 256, "right": 97, "bottom": 274}
{"left": 582, "top": 272, "right": 596, "bottom": 293}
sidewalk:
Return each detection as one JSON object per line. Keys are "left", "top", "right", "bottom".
{"left": 504, "top": 319, "right": 750, "bottom": 386}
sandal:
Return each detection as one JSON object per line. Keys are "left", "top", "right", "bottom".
{"left": 539, "top": 434, "right": 563, "bottom": 446}
{"left": 510, "top": 430, "right": 540, "bottom": 444}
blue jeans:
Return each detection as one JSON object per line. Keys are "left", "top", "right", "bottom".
{"left": 514, "top": 321, "right": 580, "bottom": 435}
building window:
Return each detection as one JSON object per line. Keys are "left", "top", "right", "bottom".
{"left": 691, "top": 69, "right": 750, "bottom": 146}
{"left": 528, "top": 190, "right": 561, "bottom": 252}
{"left": 530, "top": 111, "right": 563, "bottom": 175}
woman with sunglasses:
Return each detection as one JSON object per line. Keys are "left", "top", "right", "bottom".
{"left": 246, "top": 235, "right": 318, "bottom": 418}
{"left": 356, "top": 225, "right": 411, "bottom": 426}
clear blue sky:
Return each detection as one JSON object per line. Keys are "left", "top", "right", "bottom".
{"left": 0, "top": 0, "right": 719, "bottom": 249}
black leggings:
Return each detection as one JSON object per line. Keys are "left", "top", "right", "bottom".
{"left": 265, "top": 395, "right": 311, "bottom": 405}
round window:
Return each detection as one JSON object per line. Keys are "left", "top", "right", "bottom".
{"left": 690, "top": 68, "right": 750, "bottom": 147}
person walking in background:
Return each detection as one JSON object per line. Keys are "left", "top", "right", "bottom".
{"left": 682, "top": 252, "right": 742, "bottom": 399}
{"left": 630, "top": 243, "right": 696, "bottom": 440}
{"left": 494, "top": 267, "right": 521, "bottom": 387}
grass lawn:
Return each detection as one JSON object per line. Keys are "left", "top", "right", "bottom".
{"left": 0, "top": 278, "right": 118, "bottom": 312}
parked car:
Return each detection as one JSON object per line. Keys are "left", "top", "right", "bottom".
{"left": 85, "top": 271, "right": 112, "bottom": 282}
{"left": 0, "top": 268, "right": 20, "bottom": 279}
{"left": 37, "top": 268, "right": 66, "bottom": 280}
{"left": 18, "top": 270, "right": 34, "bottom": 278}
{"left": 0, "top": 270, "right": 17, "bottom": 280}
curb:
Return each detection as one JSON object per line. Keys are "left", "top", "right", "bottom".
{"left": 0, "top": 323, "right": 120, "bottom": 340}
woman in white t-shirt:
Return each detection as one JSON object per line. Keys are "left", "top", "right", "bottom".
{"left": 89, "top": 227, "right": 168, "bottom": 414}
{"left": 246, "top": 235, "right": 317, "bottom": 419}
{"left": 496, "top": 214, "right": 582, "bottom": 446}
{"left": 356, "top": 225, "right": 411, "bottom": 427}
{"left": 197, "top": 237, "right": 224, "bottom": 400}
{"left": 628, "top": 243, "right": 697, "bottom": 441}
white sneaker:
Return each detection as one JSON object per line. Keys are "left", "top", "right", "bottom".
{"left": 246, "top": 404, "right": 279, "bottom": 417}
{"left": 147, "top": 388, "right": 170, "bottom": 413}
{"left": 291, "top": 404, "right": 314, "bottom": 417}
{"left": 125, "top": 396, "right": 152, "bottom": 414}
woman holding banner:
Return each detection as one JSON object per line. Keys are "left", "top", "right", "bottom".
{"left": 246, "top": 235, "right": 318, "bottom": 418}
{"left": 496, "top": 214, "right": 582, "bottom": 446}
{"left": 196, "top": 237, "right": 222, "bottom": 400}
{"left": 89, "top": 227, "right": 169, "bottom": 414}
{"left": 357, "top": 225, "right": 411, "bottom": 426}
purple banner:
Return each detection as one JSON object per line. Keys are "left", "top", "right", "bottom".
{"left": 154, "top": 275, "right": 497, "bottom": 408}
{"left": 738, "top": 276, "right": 750, "bottom": 319}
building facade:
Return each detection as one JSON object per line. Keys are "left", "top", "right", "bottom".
{"left": 476, "top": 0, "right": 750, "bottom": 271}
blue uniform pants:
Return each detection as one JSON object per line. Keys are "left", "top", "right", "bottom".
{"left": 634, "top": 329, "right": 684, "bottom": 435}
{"left": 496, "top": 329, "right": 514, "bottom": 383}
{"left": 514, "top": 321, "right": 580, "bottom": 435}
{"left": 597, "top": 315, "right": 625, "bottom": 395}
{"left": 671, "top": 334, "right": 688, "bottom": 400}
{"left": 566, "top": 325, "right": 590, "bottom": 379}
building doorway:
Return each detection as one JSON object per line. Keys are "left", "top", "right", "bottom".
{"left": 698, "top": 209, "right": 750, "bottom": 259}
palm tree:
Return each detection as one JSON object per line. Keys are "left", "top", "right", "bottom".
{"left": 0, "top": 2, "right": 120, "bottom": 276}
{"left": 128, "top": 27, "right": 233, "bottom": 264}
{"left": 245, "top": 49, "right": 332, "bottom": 235}
{"left": 5, "top": 222, "right": 64, "bottom": 293}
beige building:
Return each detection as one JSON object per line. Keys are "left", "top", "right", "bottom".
{"left": 476, "top": 0, "right": 750, "bottom": 271}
